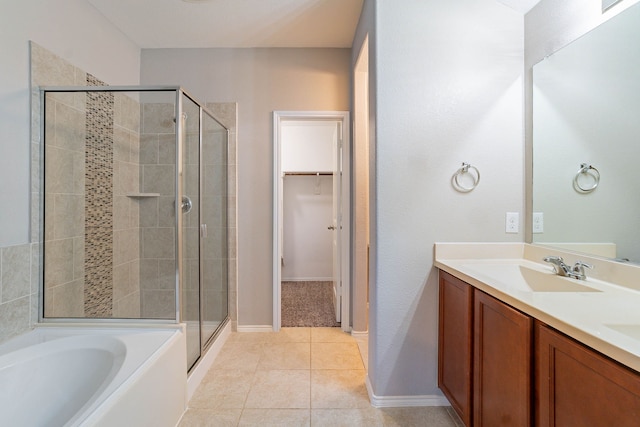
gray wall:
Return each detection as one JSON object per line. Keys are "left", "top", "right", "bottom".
{"left": 350, "top": 0, "right": 378, "bottom": 389}
{"left": 363, "top": 0, "right": 525, "bottom": 399}
{"left": 140, "top": 48, "right": 351, "bottom": 326}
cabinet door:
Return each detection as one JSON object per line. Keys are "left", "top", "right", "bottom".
{"left": 535, "top": 322, "right": 640, "bottom": 427}
{"left": 438, "top": 271, "right": 473, "bottom": 426}
{"left": 474, "top": 289, "right": 532, "bottom": 427}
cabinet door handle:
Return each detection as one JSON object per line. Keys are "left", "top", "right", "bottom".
{"left": 328, "top": 225, "right": 336, "bottom": 230}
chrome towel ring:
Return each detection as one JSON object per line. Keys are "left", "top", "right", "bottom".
{"left": 573, "top": 163, "right": 600, "bottom": 193}
{"left": 452, "top": 162, "right": 480, "bottom": 193}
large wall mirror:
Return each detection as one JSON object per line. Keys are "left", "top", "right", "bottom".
{"left": 532, "top": 2, "right": 640, "bottom": 263}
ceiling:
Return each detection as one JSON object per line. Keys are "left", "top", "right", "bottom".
{"left": 496, "top": 0, "right": 541, "bottom": 13}
{"left": 87, "top": 0, "right": 541, "bottom": 50}
{"left": 87, "top": 0, "right": 365, "bottom": 49}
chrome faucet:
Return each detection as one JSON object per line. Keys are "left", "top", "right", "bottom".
{"left": 543, "top": 256, "right": 593, "bottom": 280}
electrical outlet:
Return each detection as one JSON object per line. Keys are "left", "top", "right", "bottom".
{"left": 533, "top": 212, "right": 544, "bottom": 234}
{"left": 506, "top": 212, "right": 519, "bottom": 233}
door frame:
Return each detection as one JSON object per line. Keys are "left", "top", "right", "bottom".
{"left": 272, "top": 111, "right": 351, "bottom": 332}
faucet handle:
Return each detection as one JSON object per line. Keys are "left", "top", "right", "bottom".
{"left": 572, "top": 261, "right": 593, "bottom": 280}
{"left": 573, "top": 261, "right": 593, "bottom": 271}
{"left": 543, "top": 255, "right": 564, "bottom": 263}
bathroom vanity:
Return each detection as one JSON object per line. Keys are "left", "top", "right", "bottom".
{"left": 435, "top": 243, "right": 640, "bottom": 427}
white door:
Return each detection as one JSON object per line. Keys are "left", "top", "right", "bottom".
{"left": 331, "top": 122, "right": 343, "bottom": 322}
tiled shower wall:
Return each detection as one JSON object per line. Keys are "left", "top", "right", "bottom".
{"left": 112, "top": 91, "right": 142, "bottom": 317}
{"left": 32, "top": 42, "right": 144, "bottom": 319}
{"left": 139, "top": 101, "right": 177, "bottom": 319}
{"left": 38, "top": 55, "right": 143, "bottom": 318}
{"left": 42, "top": 80, "right": 88, "bottom": 316}
{"left": 84, "top": 75, "right": 115, "bottom": 317}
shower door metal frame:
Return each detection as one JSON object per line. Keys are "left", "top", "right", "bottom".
{"left": 180, "top": 90, "right": 231, "bottom": 369}
{"left": 39, "top": 85, "right": 184, "bottom": 324}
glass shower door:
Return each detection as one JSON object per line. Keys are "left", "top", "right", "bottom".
{"left": 181, "top": 95, "right": 201, "bottom": 369}
{"left": 201, "top": 111, "right": 228, "bottom": 348}
{"left": 181, "top": 94, "right": 229, "bottom": 370}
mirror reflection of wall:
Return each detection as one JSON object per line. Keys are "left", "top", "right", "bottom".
{"left": 532, "top": 1, "right": 640, "bottom": 263}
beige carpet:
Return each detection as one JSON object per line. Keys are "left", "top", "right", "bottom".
{"left": 281, "top": 281, "right": 340, "bottom": 327}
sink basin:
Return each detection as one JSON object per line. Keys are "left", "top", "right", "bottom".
{"left": 605, "top": 324, "right": 640, "bottom": 342}
{"left": 462, "top": 263, "right": 602, "bottom": 293}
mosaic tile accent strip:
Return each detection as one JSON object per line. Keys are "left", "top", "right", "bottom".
{"left": 84, "top": 75, "right": 114, "bottom": 317}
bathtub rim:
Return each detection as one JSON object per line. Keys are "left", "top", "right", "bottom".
{"left": 74, "top": 323, "right": 187, "bottom": 427}
{"left": 0, "top": 334, "right": 129, "bottom": 427}
{"left": 0, "top": 323, "right": 187, "bottom": 427}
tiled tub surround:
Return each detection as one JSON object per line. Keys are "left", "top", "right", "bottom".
{"left": 434, "top": 243, "right": 640, "bottom": 372}
{"left": 0, "top": 243, "right": 39, "bottom": 343}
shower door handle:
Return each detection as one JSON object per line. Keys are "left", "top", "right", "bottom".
{"left": 181, "top": 196, "right": 193, "bottom": 214}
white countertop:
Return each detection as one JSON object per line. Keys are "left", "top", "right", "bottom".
{"left": 434, "top": 243, "right": 640, "bottom": 373}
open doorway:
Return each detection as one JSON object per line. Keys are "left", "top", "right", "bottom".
{"left": 352, "top": 35, "right": 370, "bottom": 367}
{"left": 273, "top": 111, "right": 350, "bottom": 332}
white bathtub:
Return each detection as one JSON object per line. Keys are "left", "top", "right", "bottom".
{"left": 0, "top": 325, "right": 187, "bottom": 427}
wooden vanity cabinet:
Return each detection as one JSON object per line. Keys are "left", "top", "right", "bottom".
{"left": 440, "top": 270, "right": 640, "bottom": 426}
{"left": 439, "top": 271, "right": 532, "bottom": 426}
{"left": 535, "top": 322, "right": 640, "bottom": 427}
{"left": 474, "top": 289, "right": 532, "bottom": 427}
{"left": 439, "top": 271, "right": 473, "bottom": 426}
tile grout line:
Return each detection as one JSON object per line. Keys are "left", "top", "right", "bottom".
{"left": 236, "top": 339, "right": 261, "bottom": 425}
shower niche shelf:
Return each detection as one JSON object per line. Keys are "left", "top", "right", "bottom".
{"left": 126, "top": 193, "right": 160, "bottom": 198}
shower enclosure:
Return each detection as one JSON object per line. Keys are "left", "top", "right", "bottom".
{"left": 40, "top": 86, "right": 228, "bottom": 370}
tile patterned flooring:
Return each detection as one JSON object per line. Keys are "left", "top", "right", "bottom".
{"left": 179, "top": 327, "right": 462, "bottom": 426}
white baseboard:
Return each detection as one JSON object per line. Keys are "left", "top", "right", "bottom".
{"left": 350, "top": 330, "right": 368, "bottom": 339}
{"left": 186, "top": 321, "right": 231, "bottom": 401}
{"left": 281, "top": 277, "right": 333, "bottom": 282}
{"left": 365, "top": 375, "right": 451, "bottom": 408}
{"left": 236, "top": 325, "right": 274, "bottom": 332}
